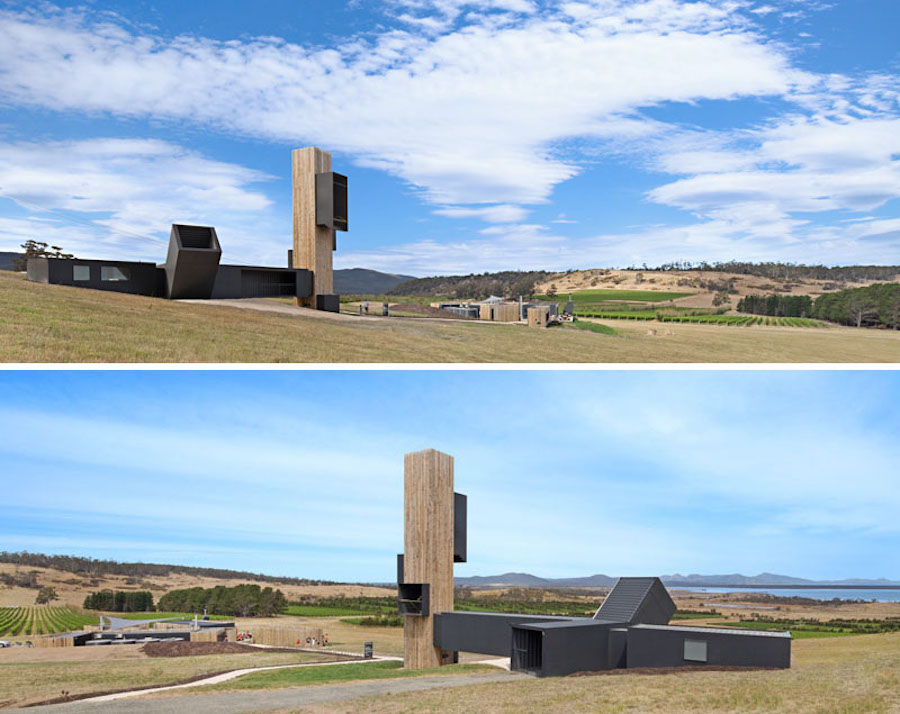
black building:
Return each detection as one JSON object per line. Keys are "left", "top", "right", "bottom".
{"left": 429, "top": 577, "right": 791, "bottom": 676}
{"left": 26, "top": 223, "right": 335, "bottom": 310}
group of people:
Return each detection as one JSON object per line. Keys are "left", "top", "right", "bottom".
{"left": 303, "top": 634, "right": 328, "bottom": 648}
{"left": 235, "top": 631, "right": 253, "bottom": 641}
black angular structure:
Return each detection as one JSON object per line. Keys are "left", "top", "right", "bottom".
{"left": 592, "top": 576, "right": 675, "bottom": 625}
{"left": 453, "top": 492, "right": 467, "bottom": 564}
{"left": 27, "top": 224, "right": 315, "bottom": 304}
{"left": 316, "top": 172, "right": 348, "bottom": 232}
{"left": 432, "top": 576, "right": 791, "bottom": 676}
{"left": 399, "top": 450, "right": 792, "bottom": 676}
{"left": 163, "top": 224, "right": 222, "bottom": 299}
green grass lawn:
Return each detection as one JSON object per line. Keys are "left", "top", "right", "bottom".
{"left": 283, "top": 604, "right": 385, "bottom": 617}
{"left": 568, "top": 320, "right": 618, "bottom": 336}
{"left": 202, "top": 661, "right": 492, "bottom": 691}
{"left": 537, "top": 289, "right": 695, "bottom": 302}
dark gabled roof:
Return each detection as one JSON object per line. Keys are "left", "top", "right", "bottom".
{"left": 593, "top": 577, "right": 676, "bottom": 625}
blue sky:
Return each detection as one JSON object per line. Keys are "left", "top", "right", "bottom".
{"left": 1, "top": 370, "right": 897, "bottom": 582}
{"left": 0, "top": 0, "right": 898, "bottom": 275}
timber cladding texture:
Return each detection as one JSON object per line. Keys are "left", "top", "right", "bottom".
{"left": 189, "top": 627, "right": 237, "bottom": 643}
{"left": 292, "top": 147, "right": 334, "bottom": 306}
{"left": 248, "top": 625, "right": 324, "bottom": 647}
{"left": 479, "top": 303, "right": 520, "bottom": 322}
{"left": 403, "top": 449, "right": 455, "bottom": 669}
{"left": 527, "top": 305, "right": 550, "bottom": 328}
{"left": 33, "top": 636, "right": 74, "bottom": 648}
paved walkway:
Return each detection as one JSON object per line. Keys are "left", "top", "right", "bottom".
{"left": 179, "top": 298, "right": 513, "bottom": 326}
{"left": 89, "top": 655, "right": 401, "bottom": 702}
{"left": 28, "top": 671, "right": 523, "bottom": 713}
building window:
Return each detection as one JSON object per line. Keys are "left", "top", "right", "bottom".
{"left": 73, "top": 265, "right": 90, "bottom": 281}
{"left": 101, "top": 266, "right": 130, "bottom": 282}
{"left": 684, "top": 639, "right": 707, "bottom": 663}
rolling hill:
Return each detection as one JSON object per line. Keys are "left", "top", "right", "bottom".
{"left": 333, "top": 268, "right": 415, "bottom": 294}
{"left": 455, "top": 572, "right": 900, "bottom": 588}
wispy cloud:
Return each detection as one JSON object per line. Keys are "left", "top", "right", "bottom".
{"left": 0, "top": 138, "right": 279, "bottom": 261}
{"left": 0, "top": 1, "right": 896, "bottom": 271}
{"left": 0, "top": 2, "right": 797, "bottom": 207}
{"left": 0, "top": 372, "right": 897, "bottom": 581}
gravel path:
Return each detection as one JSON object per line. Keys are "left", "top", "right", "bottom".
{"left": 179, "top": 298, "right": 513, "bottom": 326}
{"left": 27, "top": 670, "right": 524, "bottom": 713}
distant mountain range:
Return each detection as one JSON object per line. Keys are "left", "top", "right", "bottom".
{"left": 455, "top": 572, "right": 900, "bottom": 588}
{"left": 333, "top": 268, "right": 415, "bottom": 294}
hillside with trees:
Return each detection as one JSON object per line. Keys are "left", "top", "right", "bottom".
{"left": 388, "top": 270, "right": 551, "bottom": 299}
{"left": 652, "top": 261, "right": 899, "bottom": 283}
{"left": 0, "top": 551, "right": 335, "bottom": 587}
{"left": 158, "top": 584, "right": 287, "bottom": 617}
{"left": 388, "top": 264, "right": 899, "bottom": 301}
{"left": 812, "top": 283, "right": 900, "bottom": 328}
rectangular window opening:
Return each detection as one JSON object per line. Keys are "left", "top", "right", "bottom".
{"left": 73, "top": 265, "right": 90, "bottom": 281}
{"left": 684, "top": 639, "right": 707, "bottom": 663}
{"left": 101, "top": 266, "right": 131, "bottom": 282}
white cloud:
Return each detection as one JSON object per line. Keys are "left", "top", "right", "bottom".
{"left": 336, "top": 212, "right": 900, "bottom": 274}
{"left": 565, "top": 377, "right": 900, "bottom": 537}
{"left": 433, "top": 203, "right": 529, "bottom": 222}
{"left": 0, "top": 137, "right": 283, "bottom": 262}
{"left": 0, "top": 2, "right": 896, "bottom": 271}
{"left": 646, "top": 114, "right": 900, "bottom": 243}
{"left": 0, "top": 2, "right": 799, "bottom": 208}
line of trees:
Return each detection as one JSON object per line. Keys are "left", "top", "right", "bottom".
{"left": 158, "top": 584, "right": 287, "bottom": 617}
{"left": 736, "top": 294, "right": 813, "bottom": 317}
{"left": 652, "top": 261, "right": 899, "bottom": 282}
{"left": 738, "top": 283, "right": 900, "bottom": 328}
{"left": 0, "top": 551, "right": 334, "bottom": 587}
{"left": 83, "top": 590, "right": 155, "bottom": 612}
{"left": 812, "top": 283, "right": 900, "bottom": 328}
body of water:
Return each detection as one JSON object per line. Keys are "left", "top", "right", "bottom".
{"left": 681, "top": 587, "right": 900, "bottom": 602}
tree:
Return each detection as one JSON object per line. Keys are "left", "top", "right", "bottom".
{"left": 11, "top": 240, "right": 74, "bottom": 271}
{"left": 847, "top": 296, "right": 878, "bottom": 328}
{"left": 35, "top": 586, "right": 59, "bottom": 604}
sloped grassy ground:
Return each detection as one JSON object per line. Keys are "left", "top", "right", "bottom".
{"left": 2, "top": 271, "right": 898, "bottom": 362}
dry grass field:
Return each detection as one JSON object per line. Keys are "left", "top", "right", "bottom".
{"left": 2, "top": 271, "right": 899, "bottom": 362}
{"left": 0, "top": 646, "right": 335, "bottom": 707}
{"left": 287, "top": 633, "right": 900, "bottom": 714}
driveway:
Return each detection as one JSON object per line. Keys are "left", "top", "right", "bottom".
{"left": 27, "top": 671, "right": 525, "bottom": 713}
